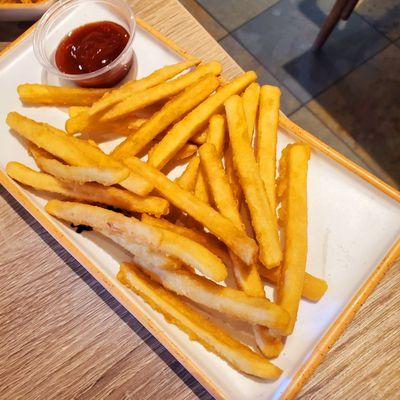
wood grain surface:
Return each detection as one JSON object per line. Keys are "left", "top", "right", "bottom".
{"left": 1, "top": 1, "right": 399, "bottom": 399}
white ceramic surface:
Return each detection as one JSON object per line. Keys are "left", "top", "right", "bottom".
{"left": 0, "top": 8, "right": 399, "bottom": 400}
{"left": 0, "top": 0, "right": 55, "bottom": 21}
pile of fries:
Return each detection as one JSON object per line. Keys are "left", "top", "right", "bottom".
{"left": 7, "top": 59, "right": 327, "bottom": 379}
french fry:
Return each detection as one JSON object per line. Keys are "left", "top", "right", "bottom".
{"left": 66, "top": 62, "right": 222, "bottom": 135}
{"left": 147, "top": 71, "right": 257, "bottom": 170}
{"left": 45, "top": 200, "right": 227, "bottom": 280}
{"left": 110, "top": 75, "right": 219, "bottom": 159}
{"left": 148, "top": 227, "right": 227, "bottom": 282}
{"left": 199, "top": 143, "right": 264, "bottom": 297}
{"left": 30, "top": 145, "right": 127, "bottom": 186}
{"left": 141, "top": 214, "right": 226, "bottom": 262}
{"left": 175, "top": 157, "right": 200, "bottom": 191}
{"left": 253, "top": 326, "right": 284, "bottom": 359}
{"left": 256, "top": 85, "right": 281, "bottom": 216}
{"left": 190, "top": 129, "right": 208, "bottom": 145}
{"left": 259, "top": 267, "right": 327, "bottom": 302}
{"left": 135, "top": 260, "right": 288, "bottom": 330}
{"left": 176, "top": 144, "right": 197, "bottom": 160}
{"left": 7, "top": 162, "right": 169, "bottom": 216}
{"left": 17, "top": 84, "right": 108, "bottom": 106}
{"left": 194, "top": 114, "right": 226, "bottom": 204}
{"left": 68, "top": 106, "right": 88, "bottom": 117}
{"left": 6, "top": 112, "right": 153, "bottom": 196}
{"left": 276, "top": 143, "right": 310, "bottom": 336}
{"left": 118, "top": 263, "right": 282, "bottom": 379}
{"left": 225, "top": 96, "right": 282, "bottom": 268}
{"left": 89, "top": 59, "right": 201, "bottom": 116}
{"left": 242, "top": 82, "right": 260, "bottom": 140}
{"left": 123, "top": 157, "right": 258, "bottom": 265}
{"left": 102, "top": 62, "right": 221, "bottom": 121}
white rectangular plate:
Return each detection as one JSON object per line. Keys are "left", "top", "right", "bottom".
{"left": 1, "top": 8, "right": 400, "bottom": 400}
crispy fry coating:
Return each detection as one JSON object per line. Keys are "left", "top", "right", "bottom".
{"left": 111, "top": 75, "right": 219, "bottom": 159}
{"left": 89, "top": 59, "right": 200, "bottom": 116}
{"left": 30, "top": 145, "right": 127, "bottom": 186}
{"left": 256, "top": 85, "right": 281, "bottom": 217}
{"left": 135, "top": 261, "right": 288, "bottom": 330}
{"left": 175, "top": 157, "right": 200, "bottom": 191}
{"left": 17, "top": 84, "right": 108, "bottom": 106}
{"left": 45, "top": 200, "right": 227, "bottom": 280}
{"left": 259, "top": 267, "right": 327, "bottom": 302}
{"left": 98, "top": 62, "right": 221, "bottom": 122}
{"left": 276, "top": 143, "right": 310, "bottom": 335}
{"left": 123, "top": 157, "right": 258, "bottom": 265}
{"left": 190, "top": 129, "right": 208, "bottom": 145}
{"left": 7, "top": 162, "right": 169, "bottom": 216}
{"left": 199, "top": 143, "right": 264, "bottom": 297}
{"left": 147, "top": 71, "right": 257, "bottom": 170}
{"left": 253, "top": 326, "right": 284, "bottom": 359}
{"left": 242, "top": 82, "right": 260, "bottom": 140}
{"left": 141, "top": 214, "right": 226, "bottom": 262}
{"left": 118, "top": 263, "right": 282, "bottom": 379}
{"left": 225, "top": 96, "right": 282, "bottom": 268}
{"left": 194, "top": 114, "right": 226, "bottom": 204}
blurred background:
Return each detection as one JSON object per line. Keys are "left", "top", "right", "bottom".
{"left": 1, "top": 0, "right": 399, "bottom": 187}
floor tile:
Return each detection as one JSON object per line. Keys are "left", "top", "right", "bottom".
{"left": 197, "top": 0, "right": 279, "bottom": 32}
{"left": 219, "top": 35, "right": 301, "bottom": 114}
{"left": 179, "top": 0, "right": 227, "bottom": 40}
{"left": 308, "top": 44, "right": 400, "bottom": 186}
{"left": 356, "top": 0, "right": 400, "bottom": 41}
{"left": 233, "top": 0, "right": 389, "bottom": 103}
{"left": 289, "top": 106, "right": 372, "bottom": 171}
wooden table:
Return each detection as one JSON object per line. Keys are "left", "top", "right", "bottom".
{"left": 1, "top": 1, "right": 399, "bottom": 399}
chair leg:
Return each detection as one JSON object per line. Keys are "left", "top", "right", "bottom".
{"left": 312, "top": 0, "right": 350, "bottom": 51}
{"left": 341, "top": 0, "right": 358, "bottom": 20}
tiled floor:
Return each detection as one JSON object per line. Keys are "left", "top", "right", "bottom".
{"left": 180, "top": 0, "right": 400, "bottom": 187}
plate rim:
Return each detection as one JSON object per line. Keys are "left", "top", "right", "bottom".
{"left": 1, "top": 17, "right": 400, "bottom": 400}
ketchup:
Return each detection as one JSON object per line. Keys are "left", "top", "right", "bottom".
{"left": 55, "top": 21, "right": 132, "bottom": 87}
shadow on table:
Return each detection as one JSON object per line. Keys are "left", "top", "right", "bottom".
{"left": 0, "top": 185, "right": 214, "bottom": 400}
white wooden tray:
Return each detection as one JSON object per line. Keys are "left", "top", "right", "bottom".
{"left": 1, "top": 7, "right": 399, "bottom": 400}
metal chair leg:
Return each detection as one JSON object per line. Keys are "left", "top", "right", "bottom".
{"left": 312, "top": 0, "right": 350, "bottom": 51}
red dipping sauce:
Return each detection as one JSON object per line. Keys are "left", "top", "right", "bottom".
{"left": 55, "top": 21, "right": 133, "bottom": 87}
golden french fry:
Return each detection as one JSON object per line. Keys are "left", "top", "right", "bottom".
{"left": 259, "top": 267, "right": 327, "bottom": 302}
{"left": 90, "top": 59, "right": 201, "bottom": 116}
{"left": 256, "top": 85, "right": 281, "bottom": 216}
{"left": 45, "top": 200, "right": 180, "bottom": 270}
{"left": 46, "top": 200, "right": 228, "bottom": 280}
{"left": 135, "top": 260, "right": 288, "bottom": 330}
{"left": 17, "top": 84, "right": 108, "bottom": 106}
{"left": 118, "top": 263, "right": 282, "bottom": 379}
{"left": 148, "top": 71, "right": 257, "bottom": 170}
{"left": 7, "top": 112, "right": 153, "bottom": 196}
{"left": 194, "top": 114, "right": 226, "bottom": 204}
{"left": 253, "top": 326, "right": 284, "bottom": 359}
{"left": 141, "top": 214, "right": 226, "bottom": 262}
{"left": 68, "top": 106, "right": 88, "bottom": 117}
{"left": 276, "top": 143, "right": 310, "bottom": 335}
{"left": 225, "top": 95, "right": 282, "bottom": 268}
{"left": 66, "top": 62, "right": 220, "bottom": 134}
{"left": 111, "top": 75, "right": 219, "bottom": 159}
{"left": 199, "top": 143, "right": 264, "bottom": 297}
{"left": 123, "top": 157, "right": 258, "bottom": 265}
{"left": 176, "top": 144, "right": 197, "bottom": 160}
{"left": 175, "top": 157, "right": 200, "bottom": 191}
{"left": 190, "top": 129, "right": 208, "bottom": 145}
{"left": 102, "top": 62, "right": 221, "bottom": 121}
{"left": 149, "top": 227, "right": 227, "bottom": 282}
{"left": 30, "top": 145, "right": 127, "bottom": 186}
{"left": 7, "top": 162, "right": 169, "bottom": 216}
{"left": 242, "top": 82, "right": 260, "bottom": 140}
